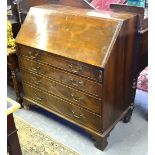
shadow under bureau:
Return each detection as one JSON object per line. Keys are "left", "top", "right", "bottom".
{"left": 16, "top": 4, "right": 139, "bottom": 150}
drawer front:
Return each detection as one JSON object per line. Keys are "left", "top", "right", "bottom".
{"left": 19, "top": 57, "right": 102, "bottom": 98}
{"left": 21, "top": 70, "right": 102, "bottom": 115}
{"left": 23, "top": 83, "right": 102, "bottom": 132}
{"left": 18, "top": 45, "right": 102, "bottom": 82}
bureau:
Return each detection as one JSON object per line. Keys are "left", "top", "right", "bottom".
{"left": 16, "top": 4, "right": 139, "bottom": 150}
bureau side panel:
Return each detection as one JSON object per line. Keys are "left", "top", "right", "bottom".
{"left": 137, "top": 30, "right": 148, "bottom": 74}
{"left": 102, "top": 16, "right": 138, "bottom": 132}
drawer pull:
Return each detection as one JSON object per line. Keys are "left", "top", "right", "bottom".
{"left": 30, "top": 56, "right": 37, "bottom": 59}
{"left": 34, "top": 93, "right": 44, "bottom": 101}
{"left": 36, "top": 96, "right": 43, "bottom": 101}
{"left": 71, "top": 110, "right": 84, "bottom": 119}
{"left": 32, "top": 77, "right": 41, "bottom": 85}
{"left": 28, "top": 51, "right": 32, "bottom": 55}
{"left": 68, "top": 64, "right": 82, "bottom": 73}
{"left": 71, "top": 93, "right": 83, "bottom": 102}
{"left": 31, "top": 66, "right": 40, "bottom": 71}
{"left": 69, "top": 77, "right": 84, "bottom": 87}
{"left": 28, "top": 51, "right": 39, "bottom": 59}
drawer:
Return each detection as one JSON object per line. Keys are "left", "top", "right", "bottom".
{"left": 23, "top": 83, "right": 102, "bottom": 132}
{"left": 21, "top": 70, "right": 102, "bottom": 115}
{"left": 18, "top": 45, "right": 103, "bottom": 82}
{"left": 19, "top": 57, "right": 102, "bottom": 98}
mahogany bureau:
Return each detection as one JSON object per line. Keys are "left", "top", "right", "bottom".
{"left": 16, "top": 4, "right": 139, "bottom": 150}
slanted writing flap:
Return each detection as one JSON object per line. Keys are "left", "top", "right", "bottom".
{"left": 16, "top": 4, "right": 127, "bottom": 68}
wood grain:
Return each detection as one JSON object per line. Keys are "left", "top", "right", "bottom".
{"left": 16, "top": 4, "right": 134, "bottom": 68}
{"left": 18, "top": 56, "right": 102, "bottom": 97}
{"left": 16, "top": 4, "right": 141, "bottom": 150}
{"left": 23, "top": 82, "right": 102, "bottom": 132}
{"left": 18, "top": 45, "right": 103, "bottom": 82}
{"left": 21, "top": 70, "right": 102, "bottom": 114}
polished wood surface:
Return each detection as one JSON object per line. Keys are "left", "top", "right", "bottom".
{"left": 18, "top": 45, "right": 103, "bottom": 82}
{"left": 102, "top": 16, "right": 138, "bottom": 131}
{"left": 23, "top": 82, "right": 102, "bottom": 132}
{"left": 137, "top": 29, "right": 148, "bottom": 74}
{"left": 16, "top": 4, "right": 135, "bottom": 68}
{"left": 16, "top": 4, "right": 139, "bottom": 150}
{"left": 21, "top": 70, "right": 102, "bottom": 114}
{"left": 110, "top": 3, "right": 148, "bottom": 74}
{"left": 17, "top": 0, "right": 148, "bottom": 74}
{"left": 110, "top": 4, "right": 148, "bottom": 30}
{"left": 18, "top": 56, "right": 102, "bottom": 97}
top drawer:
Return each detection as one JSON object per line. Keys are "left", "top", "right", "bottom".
{"left": 17, "top": 45, "right": 103, "bottom": 82}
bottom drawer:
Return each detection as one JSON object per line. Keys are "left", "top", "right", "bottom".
{"left": 23, "top": 83, "right": 102, "bottom": 132}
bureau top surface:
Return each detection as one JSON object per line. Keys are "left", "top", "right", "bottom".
{"left": 16, "top": 4, "right": 134, "bottom": 68}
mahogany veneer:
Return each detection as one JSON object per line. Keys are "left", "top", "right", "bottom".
{"left": 16, "top": 4, "right": 139, "bottom": 150}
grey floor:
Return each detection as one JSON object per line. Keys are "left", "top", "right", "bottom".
{"left": 7, "top": 85, "right": 148, "bottom": 155}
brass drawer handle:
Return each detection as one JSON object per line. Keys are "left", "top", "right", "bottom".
{"left": 32, "top": 77, "right": 41, "bottom": 85}
{"left": 28, "top": 51, "right": 32, "bottom": 55}
{"left": 30, "top": 63, "right": 41, "bottom": 71}
{"left": 71, "top": 93, "right": 83, "bottom": 102}
{"left": 68, "top": 64, "right": 82, "bottom": 73}
{"left": 34, "top": 92, "right": 44, "bottom": 101}
{"left": 71, "top": 110, "right": 84, "bottom": 119}
{"left": 35, "top": 96, "right": 44, "bottom": 101}
{"left": 28, "top": 51, "right": 40, "bottom": 59}
{"left": 69, "top": 77, "right": 84, "bottom": 87}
